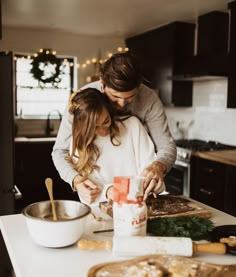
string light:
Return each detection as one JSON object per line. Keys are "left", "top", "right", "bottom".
{"left": 77, "top": 46, "right": 129, "bottom": 70}
{"left": 12, "top": 46, "right": 129, "bottom": 70}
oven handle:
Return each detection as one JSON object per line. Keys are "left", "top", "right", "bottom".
{"left": 174, "top": 160, "right": 190, "bottom": 168}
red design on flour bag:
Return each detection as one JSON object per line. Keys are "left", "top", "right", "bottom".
{"left": 112, "top": 176, "right": 147, "bottom": 236}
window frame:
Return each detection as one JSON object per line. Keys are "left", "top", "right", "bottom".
{"left": 14, "top": 52, "right": 77, "bottom": 119}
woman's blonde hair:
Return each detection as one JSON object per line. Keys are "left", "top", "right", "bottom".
{"left": 66, "top": 88, "right": 121, "bottom": 181}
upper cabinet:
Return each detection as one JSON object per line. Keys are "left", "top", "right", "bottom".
{"left": 126, "top": 22, "right": 195, "bottom": 107}
{"left": 176, "top": 11, "right": 229, "bottom": 79}
{"left": 126, "top": 7, "right": 236, "bottom": 109}
{"left": 228, "top": 0, "right": 236, "bottom": 108}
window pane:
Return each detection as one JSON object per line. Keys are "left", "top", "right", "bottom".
{"left": 17, "top": 88, "right": 70, "bottom": 116}
{"left": 16, "top": 71, "right": 39, "bottom": 87}
{"left": 16, "top": 58, "right": 32, "bottom": 72}
{"left": 15, "top": 55, "right": 75, "bottom": 117}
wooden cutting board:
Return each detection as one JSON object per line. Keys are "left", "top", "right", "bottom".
{"left": 99, "top": 195, "right": 212, "bottom": 219}
{"left": 88, "top": 254, "right": 236, "bottom": 277}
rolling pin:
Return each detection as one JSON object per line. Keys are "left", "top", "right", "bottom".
{"left": 78, "top": 236, "right": 226, "bottom": 257}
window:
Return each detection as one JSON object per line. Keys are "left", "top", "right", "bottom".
{"left": 15, "top": 54, "right": 76, "bottom": 117}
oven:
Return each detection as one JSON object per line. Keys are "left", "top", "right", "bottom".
{"left": 164, "top": 139, "right": 236, "bottom": 197}
{"left": 164, "top": 148, "right": 191, "bottom": 197}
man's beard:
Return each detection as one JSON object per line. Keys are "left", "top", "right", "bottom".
{"left": 112, "top": 102, "right": 131, "bottom": 117}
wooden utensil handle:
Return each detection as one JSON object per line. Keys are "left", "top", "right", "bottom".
{"left": 193, "top": 242, "right": 226, "bottom": 254}
{"left": 78, "top": 239, "right": 112, "bottom": 250}
{"left": 45, "top": 178, "right": 57, "bottom": 221}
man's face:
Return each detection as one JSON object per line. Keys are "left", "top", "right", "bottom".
{"left": 103, "top": 86, "right": 137, "bottom": 110}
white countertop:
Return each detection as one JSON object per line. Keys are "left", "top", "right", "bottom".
{"left": 0, "top": 201, "right": 236, "bottom": 277}
{"left": 14, "top": 137, "right": 56, "bottom": 143}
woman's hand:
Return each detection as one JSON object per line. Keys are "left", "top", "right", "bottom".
{"left": 141, "top": 161, "right": 166, "bottom": 200}
{"left": 73, "top": 175, "right": 101, "bottom": 204}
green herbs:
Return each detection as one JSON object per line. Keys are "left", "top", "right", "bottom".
{"left": 147, "top": 216, "right": 214, "bottom": 241}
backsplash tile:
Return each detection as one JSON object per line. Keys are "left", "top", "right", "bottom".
{"left": 193, "top": 79, "right": 227, "bottom": 108}
{"left": 166, "top": 79, "right": 236, "bottom": 146}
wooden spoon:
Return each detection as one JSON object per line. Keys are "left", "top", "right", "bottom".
{"left": 45, "top": 178, "right": 57, "bottom": 221}
{"left": 90, "top": 211, "right": 103, "bottom": 222}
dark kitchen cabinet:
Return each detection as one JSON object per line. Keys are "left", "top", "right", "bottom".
{"left": 0, "top": 0, "right": 2, "bottom": 39}
{"left": 172, "top": 11, "right": 229, "bottom": 82}
{"left": 0, "top": 52, "right": 15, "bottom": 276}
{"left": 190, "top": 157, "right": 225, "bottom": 210}
{"left": 0, "top": 52, "right": 15, "bottom": 215}
{"left": 197, "top": 11, "right": 229, "bottom": 56}
{"left": 224, "top": 165, "right": 236, "bottom": 216}
{"left": 228, "top": 1, "right": 236, "bottom": 108}
{"left": 125, "top": 22, "right": 195, "bottom": 107}
{"left": 14, "top": 141, "right": 79, "bottom": 212}
{"left": 190, "top": 156, "right": 236, "bottom": 216}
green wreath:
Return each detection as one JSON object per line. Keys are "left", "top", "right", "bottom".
{"left": 30, "top": 49, "right": 62, "bottom": 85}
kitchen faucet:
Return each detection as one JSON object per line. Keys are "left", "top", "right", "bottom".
{"left": 46, "top": 110, "right": 62, "bottom": 136}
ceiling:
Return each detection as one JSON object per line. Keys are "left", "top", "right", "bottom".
{"left": 1, "top": 0, "right": 231, "bottom": 38}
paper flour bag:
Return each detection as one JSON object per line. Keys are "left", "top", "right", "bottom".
{"left": 112, "top": 176, "right": 147, "bottom": 236}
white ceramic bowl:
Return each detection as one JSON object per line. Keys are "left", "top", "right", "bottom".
{"left": 22, "top": 200, "right": 91, "bottom": 248}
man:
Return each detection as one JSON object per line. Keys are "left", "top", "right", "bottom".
{"left": 52, "top": 51, "right": 176, "bottom": 202}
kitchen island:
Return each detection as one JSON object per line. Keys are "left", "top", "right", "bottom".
{"left": 0, "top": 199, "right": 236, "bottom": 277}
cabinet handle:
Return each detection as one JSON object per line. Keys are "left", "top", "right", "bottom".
{"left": 1, "top": 186, "right": 22, "bottom": 199}
{"left": 200, "top": 188, "right": 213, "bottom": 195}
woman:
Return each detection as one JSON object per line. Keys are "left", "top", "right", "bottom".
{"left": 66, "top": 88, "right": 165, "bottom": 206}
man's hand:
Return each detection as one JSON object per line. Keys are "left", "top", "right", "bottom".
{"left": 73, "top": 175, "right": 101, "bottom": 204}
{"left": 141, "top": 161, "right": 166, "bottom": 200}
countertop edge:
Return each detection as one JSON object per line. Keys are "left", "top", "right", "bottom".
{"left": 192, "top": 150, "right": 236, "bottom": 167}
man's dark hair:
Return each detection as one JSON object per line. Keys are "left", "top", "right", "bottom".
{"left": 100, "top": 51, "right": 142, "bottom": 92}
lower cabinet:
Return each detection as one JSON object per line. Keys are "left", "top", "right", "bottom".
{"left": 14, "top": 141, "right": 79, "bottom": 212}
{"left": 224, "top": 165, "right": 236, "bottom": 216}
{"left": 190, "top": 157, "right": 236, "bottom": 216}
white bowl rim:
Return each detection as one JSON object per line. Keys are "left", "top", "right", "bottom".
{"left": 22, "top": 200, "right": 91, "bottom": 222}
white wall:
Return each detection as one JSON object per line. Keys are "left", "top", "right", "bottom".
{"left": 0, "top": 27, "right": 125, "bottom": 87}
{"left": 166, "top": 79, "right": 236, "bottom": 145}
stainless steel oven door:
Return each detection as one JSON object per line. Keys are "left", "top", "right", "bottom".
{"left": 164, "top": 160, "right": 190, "bottom": 197}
